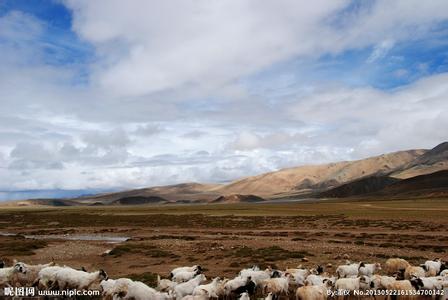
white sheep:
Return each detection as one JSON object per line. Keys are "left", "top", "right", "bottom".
{"left": 214, "top": 278, "right": 228, "bottom": 298}
{"left": 170, "top": 265, "right": 202, "bottom": 278}
{"left": 157, "top": 274, "right": 177, "bottom": 292}
{"left": 54, "top": 267, "right": 107, "bottom": 290}
{"left": 239, "top": 268, "right": 271, "bottom": 285}
{"left": 100, "top": 278, "right": 134, "bottom": 300}
{"left": 193, "top": 276, "right": 221, "bottom": 298}
{"left": 335, "top": 263, "right": 360, "bottom": 278}
{"left": 296, "top": 279, "right": 333, "bottom": 300}
{"left": 173, "top": 270, "right": 201, "bottom": 283}
{"left": 180, "top": 295, "right": 208, "bottom": 300}
{"left": 385, "top": 258, "right": 411, "bottom": 275}
{"left": 238, "top": 292, "right": 250, "bottom": 300}
{"left": 424, "top": 259, "right": 443, "bottom": 276}
{"left": 154, "top": 290, "right": 175, "bottom": 300}
{"left": 174, "top": 274, "right": 206, "bottom": 300}
{"left": 262, "top": 273, "right": 290, "bottom": 296}
{"left": 0, "top": 262, "right": 27, "bottom": 287}
{"left": 334, "top": 276, "right": 370, "bottom": 293}
{"left": 404, "top": 266, "right": 426, "bottom": 280}
{"left": 370, "top": 275, "right": 396, "bottom": 290}
{"left": 12, "top": 261, "right": 55, "bottom": 287}
{"left": 34, "top": 265, "right": 68, "bottom": 289}
{"left": 386, "top": 279, "right": 415, "bottom": 293}
{"left": 411, "top": 277, "right": 444, "bottom": 290}
{"left": 304, "top": 274, "right": 324, "bottom": 286}
{"left": 358, "top": 262, "right": 381, "bottom": 277}
{"left": 113, "top": 280, "right": 158, "bottom": 300}
{"left": 291, "top": 269, "right": 310, "bottom": 286}
{"left": 224, "top": 276, "right": 247, "bottom": 295}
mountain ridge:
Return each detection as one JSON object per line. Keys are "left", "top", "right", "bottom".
{"left": 2, "top": 142, "right": 448, "bottom": 206}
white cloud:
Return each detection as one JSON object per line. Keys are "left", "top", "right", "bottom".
{"left": 1, "top": 2, "right": 448, "bottom": 195}
{"left": 64, "top": 0, "right": 448, "bottom": 97}
{"left": 367, "top": 39, "right": 395, "bottom": 63}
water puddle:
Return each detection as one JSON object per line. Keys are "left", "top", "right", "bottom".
{"left": 0, "top": 231, "right": 129, "bottom": 243}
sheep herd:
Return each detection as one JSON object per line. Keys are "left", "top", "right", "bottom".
{"left": 0, "top": 257, "right": 447, "bottom": 299}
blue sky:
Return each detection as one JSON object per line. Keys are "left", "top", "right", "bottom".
{"left": 1, "top": 0, "right": 448, "bottom": 200}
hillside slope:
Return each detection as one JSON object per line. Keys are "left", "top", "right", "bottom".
{"left": 75, "top": 182, "right": 222, "bottom": 205}
{"left": 375, "top": 170, "right": 448, "bottom": 198}
{"left": 317, "top": 175, "right": 400, "bottom": 198}
{"left": 5, "top": 142, "right": 448, "bottom": 206}
{"left": 391, "top": 142, "right": 448, "bottom": 179}
{"left": 214, "top": 149, "right": 425, "bottom": 198}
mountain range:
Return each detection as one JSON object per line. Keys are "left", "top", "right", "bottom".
{"left": 5, "top": 142, "right": 448, "bottom": 206}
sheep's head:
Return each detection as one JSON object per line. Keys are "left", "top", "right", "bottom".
{"left": 410, "top": 278, "right": 423, "bottom": 291}
{"left": 419, "top": 264, "right": 428, "bottom": 272}
{"left": 316, "top": 265, "right": 324, "bottom": 274}
{"left": 369, "top": 276, "right": 382, "bottom": 290}
{"left": 13, "top": 262, "right": 27, "bottom": 274}
{"left": 375, "top": 263, "right": 381, "bottom": 270}
{"left": 271, "top": 270, "right": 281, "bottom": 278}
{"left": 323, "top": 278, "right": 334, "bottom": 288}
{"left": 0, "top": 260, "right": 4, "bottom": 268}
{"left": 359, "top": 275, "right": 371, "bottom": 289}
{"left": 194, "top": 265, "right": 203, "bottom": 273}
{"left": 99, "top": 269, "right": 108, "bottom": 280}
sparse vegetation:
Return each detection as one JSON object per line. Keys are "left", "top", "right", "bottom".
{"left": 109, "top": 243, "right": 179, "bottom": 258}
{"left": 126, "top": 272, "right": 159, "bottom": 286}
{"left": 232, "top": 245, "right": 313, "bottom": 261}
{"left": 0, "top": 235, "right": 48, "bottom": 256}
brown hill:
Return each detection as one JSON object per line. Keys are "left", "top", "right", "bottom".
{"left": 211, "top": 194, "right": 265, "bottom": 203}
{"left": 391, "top": 142, "right": 448, "bottom": 179}
{"left": 75, "top": 182, "right": 222, "bottom": 205}
{"left": 317, "top": 175, "right": 400, "bottom": 198}
{"left": 214, "top": 149, "right": 425, "bottom": 198}
{"left": 112, "top": 196, "right": 167, "bottom": 205}
{"left": 318, "top": 170, "right": 448, "bottom": 199}
{"left": 375, "top": 169, "right": 448, "bottom": 198}
{"left": 5, "top": 142, "right": 448, "bottom": 206}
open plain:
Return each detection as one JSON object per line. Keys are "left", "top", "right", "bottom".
{"left": 1, "top": 198, "right": 447, "bottom": 289}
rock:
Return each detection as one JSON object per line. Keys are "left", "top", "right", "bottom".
{"left": 301, "top": 257, "right": 309, "bottom": 262}
{"left": 101, "top": 249, "right": 112, "bottom": 256}
{"left": 326, "top": 263, "right": 333, "bottom": 268}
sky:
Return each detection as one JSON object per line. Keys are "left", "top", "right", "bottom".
{"left": 1, "top": 0, "right": 448, "bottom": 200}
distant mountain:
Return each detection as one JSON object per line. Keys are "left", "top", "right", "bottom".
{"left": 319, "top": 170, "right": 448, "bottom": 199}
{"left": 112, "top": 196, "right": 168, "bottom": 205}
{"left": 213, "top": 149, "right": 425, "bottom": 198}
{"left": 4, "top": 142, "right": 447, "bottom": 206}
{"left": 211, "top": 194, "right": 265, "bottom": 203}
{"left": 374, "top": 170, "right": 448, "bottom": 198}
{"left": 391, "top": 142, "right": 448, "bottom": 179}
{"left": 317, "top": 175, "right": 400, "bottom": 198}
{"left": 73, "top": 182, "right": 222, "bottom": 205}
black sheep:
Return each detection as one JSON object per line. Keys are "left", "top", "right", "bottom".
{"left": 233, "top": 277, "right": 256, "bottom": 296}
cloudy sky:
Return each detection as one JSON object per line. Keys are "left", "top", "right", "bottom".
{"left": 1, "top": 0, "right": 448, "bottom": 200}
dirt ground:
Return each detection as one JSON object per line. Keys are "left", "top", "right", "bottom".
{"left": 0, "top": 198, "right": 447, "bottom": 297}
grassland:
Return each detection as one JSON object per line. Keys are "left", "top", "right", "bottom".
{"left": 0, "top": 198, "right": 446, "bottom": 283}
